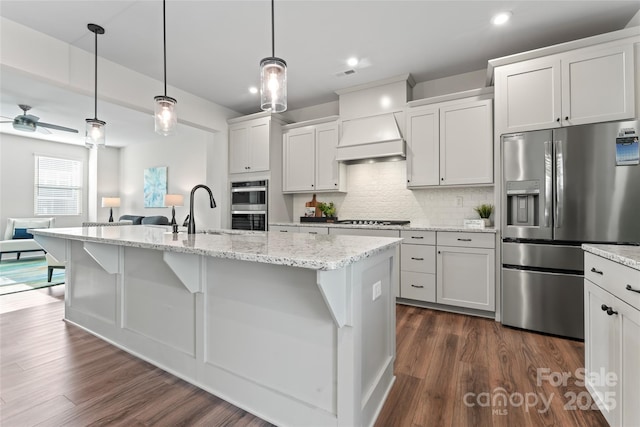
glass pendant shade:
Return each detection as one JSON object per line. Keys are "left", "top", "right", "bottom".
{"left": 85, "top": 118, "right": 106, "bottom": 148}
{"left": 260, "top": 57, "right": 287, "bottom": 112}
{"left": 154, "top": 95, "right": 177, "bottom": 136}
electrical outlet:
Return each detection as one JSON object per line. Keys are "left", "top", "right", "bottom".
{"left": 456, "top": 196, "right": 463, "bottom": 207}
{"left": 372, "top": 281, "right": 382, "bottom": 301}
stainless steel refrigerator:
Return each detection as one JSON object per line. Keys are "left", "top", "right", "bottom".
{"left": 501, "top": 120, "right": 640, "bottom": 339}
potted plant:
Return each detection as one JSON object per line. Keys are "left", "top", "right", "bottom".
{"left": 318, "top": 202, "right": 337, "bottom": 222}
{"left": 473, "top": 203, "right": 494, "bottom": 227}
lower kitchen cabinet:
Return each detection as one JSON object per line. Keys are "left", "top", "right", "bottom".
{"left": 400, "top": 230, "right": 436, "bottom": 302}
{"left": 584, "top": 252, "right": 640, "bottom": 427}
{"left": 436, "top": 232, "right": 495, "bottom": 311}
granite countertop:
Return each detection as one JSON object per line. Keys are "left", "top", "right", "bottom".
{"left": 582, "top": 244, "right": 640, "bottom": 271}
{"left": 270, "top": 222, "right": 498, "bottom": 234}
{"left": 31, "top": 226, "right": 401, "bottom": 271}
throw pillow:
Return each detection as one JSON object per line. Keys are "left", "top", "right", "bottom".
{"left": 13, "top": 228, "right": 34, "bottom": 239}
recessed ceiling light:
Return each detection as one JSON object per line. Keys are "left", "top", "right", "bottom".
{"left": 249, "top": 86, "right": 258, "bottom": 94}
{"left": 491, "top": 11, "right": 512, "bottom": 26}
{"left": 347, "top": 57, "right": 359, "bottom": 67}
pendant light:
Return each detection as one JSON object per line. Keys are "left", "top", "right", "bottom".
{"left": 85, "top": 23, "right": 106, "bottom": 148}
{"left": 259, "top": 0, "right": 287, "bottom": 112}
{"left": 154, "top": 0, "right": 177, "bottom": 135}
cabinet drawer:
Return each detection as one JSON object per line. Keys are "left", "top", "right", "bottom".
{"left": 269, "top": 225, "right": 298, "bottom": 233}
{"left": 300, "top": 227, "right": 329, "bottom": 235}
{"left": 437, "top": 231, "right": 495, "bottom": 248}
{"left": 401, "top": 271, "right": 436, "bottom": 302}
{"left": 401, "top": 230, "right": 436, "bottom": 245}
{"left": 401, "top": 244, "right": 435, "bottom": 274}
{"left": 585, "top": 252, "right": 640, "bottom": 309}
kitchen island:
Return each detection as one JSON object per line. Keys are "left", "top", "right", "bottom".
{"left": 31, "top": 225, "right": 401, "bottom": 427}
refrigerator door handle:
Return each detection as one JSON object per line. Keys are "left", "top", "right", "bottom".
{"left": 555, "top": 140, "right": 564, "bottom": 229}
{"left": 544, "top": 141, "right": 553, "bottom": 228}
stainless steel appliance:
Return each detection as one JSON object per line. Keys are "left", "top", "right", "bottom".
{"left": 230, "top": 180, "right": 267, "bottom": 231}
{"left": 501, "top": 120, "right": 640, "bottom": 339}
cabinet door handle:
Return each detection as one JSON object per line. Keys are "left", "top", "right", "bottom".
{"left": 590, "top": 267, "right": 604, "bottom": 275}
{"left": 601, "top": 304, "right": 618, "bottom": 316}
{"left": 556, "top": 118, "right": 560, "bottom": 122}
{"left": 410, "top": 257, "right": 424, "bottom": 261}
{"left": 457, "top": 238, "right": 472, "bottom": 242}
{"left": 441, "top": 177, "right": 444, "bottom": 181}
{"left": 438, "top": 251, "right": 441, "bottom": 254}
{"left": 410, "top": 284, "right": 424, "bottom": 289}
{"left": 626, "top": 284, "right": 640, "bottom": 294}
{"left": 411, "top": 236, "right": 424, "bottom": 239}
{"left": 565, "top": 116, "right": 569, "bottom": 121}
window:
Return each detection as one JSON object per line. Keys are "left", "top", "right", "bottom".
{"left": 34, "top": 155, "right": 83, "bottom": 215}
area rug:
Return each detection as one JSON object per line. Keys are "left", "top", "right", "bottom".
{"left": 0, "top": 257, "right": 64, "bottom": 295}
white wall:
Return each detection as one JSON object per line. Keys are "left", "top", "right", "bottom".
{"left": 412, "top": 69, "right": 487, "bottom": 100}
{"left": 280, "top": 101, "right": 339, "bottom": 123}
{"left": 94, "top": 147, "right": 121, "bottom": 222}
{"left": 0, "top": 133, "right": 90, "bottom": 236}
{"left": 119, "top": 127, "right": 226, "bottom": 230}
{"left": 291, "top": 161, "right": 494, "bottom": 226}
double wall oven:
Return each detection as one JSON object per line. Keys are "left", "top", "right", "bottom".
{"left": 230, "top": 180, "right": 268, "bottom": 231}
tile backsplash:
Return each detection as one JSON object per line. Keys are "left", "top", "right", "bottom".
{"left": 292, "top": 161, "right": 495, "bottom": 226}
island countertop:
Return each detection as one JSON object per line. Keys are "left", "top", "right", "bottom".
{"left": 31, "top": 225, "right": 401, "bottom": 271}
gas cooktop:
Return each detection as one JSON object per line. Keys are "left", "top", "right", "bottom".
{"left": 336, "top": 219, "right": 410, "bottom": 226}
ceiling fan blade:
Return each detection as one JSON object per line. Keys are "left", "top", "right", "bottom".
{"left": 37, "top": 127, "right": 53, "bottom": 135}
{"left": 0, "top": 115, "right": 14, "bottom": 120}
{"left": 37, "top": 122, "right": 79, "bottom": 133}
{"left": 0, "top": 120, "right": 14, "bottom": 124}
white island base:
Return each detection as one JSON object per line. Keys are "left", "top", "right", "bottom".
{"left": 40, "top": 235, "right": 397, "bottom": 427}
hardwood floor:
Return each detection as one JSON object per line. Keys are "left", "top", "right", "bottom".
{"left": 0, "top": 290, "right": 607, "bottom": 427}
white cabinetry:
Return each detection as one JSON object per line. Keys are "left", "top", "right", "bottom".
{"left": 436, "top": 232, "right": 495, "bottom": 311}
{"left": 406, "top": 98, "right": 493, "bottom": 187}
{"left": 269, "top": 225, "right": 298, "bottom": 233}
{"left": 229, "top": 116, "right": 271, "bottom": 174}
{"left": 282, "top": 117, "right": 345, "bottom": 193}
{"left": 495, "top": 43, "right": 635, "bottom": 133}
{"left": 584, "top": 252, "right": 640, "bottom": 427}
{"left": 400, "top": 230, "right": 436, "bottom": 302}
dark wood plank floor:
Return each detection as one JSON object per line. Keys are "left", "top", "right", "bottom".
{"left": 1, "top": 288, "right": 607, "bottom": 427}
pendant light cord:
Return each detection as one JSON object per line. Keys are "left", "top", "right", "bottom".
{"left": 93, "top": 29, "right": 98, "bottom": 120}
{"left": 163, "top": 0, "right": 167, "bottom": 96}
{"left": 271, "top": 0, "right": 275, "bottom": 57}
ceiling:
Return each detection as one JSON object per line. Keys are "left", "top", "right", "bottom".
{"left": 1, "top": 1, "right": 639, "bottom": 147}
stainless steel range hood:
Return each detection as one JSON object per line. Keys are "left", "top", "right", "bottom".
{"left": 335, "top": 113, "right": 405, "bottom": 163}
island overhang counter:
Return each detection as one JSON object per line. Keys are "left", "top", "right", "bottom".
{"left": 32, "top": 226, "right": 401, "bottom": 427}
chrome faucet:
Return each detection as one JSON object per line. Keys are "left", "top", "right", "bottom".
{"left": 187, "top": 184, "right": 217, "bottom": 234}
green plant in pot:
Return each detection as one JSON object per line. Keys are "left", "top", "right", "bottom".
{"left": 473, "top": 203, "right": 494, "bottom": 226}
{"left": 318, "top": 202, "right": 337, "bottom": 219}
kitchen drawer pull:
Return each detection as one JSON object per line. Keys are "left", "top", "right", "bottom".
{"left": 410, "top": 257, "right": 424, "bottom": 261}
{"left": 411, "top": 236, "right": 424, "bottom": 239}
{"left": 279, "top": 230, "right": 288, "bottom": 232}
{"left": 308, "top": 231, "right": 318, "bottom": 234}
{"left": 626, "top": 284, "right": 640, "bottom": 294}
{"left": 601, "top": 304, "right": 618, "bottom": 316}
{"left": 590, "top": 267, "right": 604, "bottom": 275}
{"left": 410, "top": 284, "right": 424, "bottom": 289}
{"left": 457, "top": 238, "right": 472, "bottom": 242}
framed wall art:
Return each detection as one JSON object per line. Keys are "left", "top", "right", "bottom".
{"left": 143, "top": 166, "right": 168, "bottom": 208}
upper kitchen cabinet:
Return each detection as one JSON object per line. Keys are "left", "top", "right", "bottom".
{"left": 406, "top": 92, "right": 493, "bottom": 188}
{"left": 228, "top": 112, "right": 287, "bottom": 175}
{"left": 282, "top": 117, "right": 345, "bottom": 193}
{"left": 494, "top": 39, "right": 636, "bottom": 134}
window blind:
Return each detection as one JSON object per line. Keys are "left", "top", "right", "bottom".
{"left": 34, "top": 155, "right": 83, "bottom": 215}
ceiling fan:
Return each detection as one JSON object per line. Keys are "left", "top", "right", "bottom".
{"left": 0, "top": 104, "right": 78, "bottom": 134}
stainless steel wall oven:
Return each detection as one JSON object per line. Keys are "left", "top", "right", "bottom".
{"left": 230, "top": 180, "right": 268, "bottom": 231}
